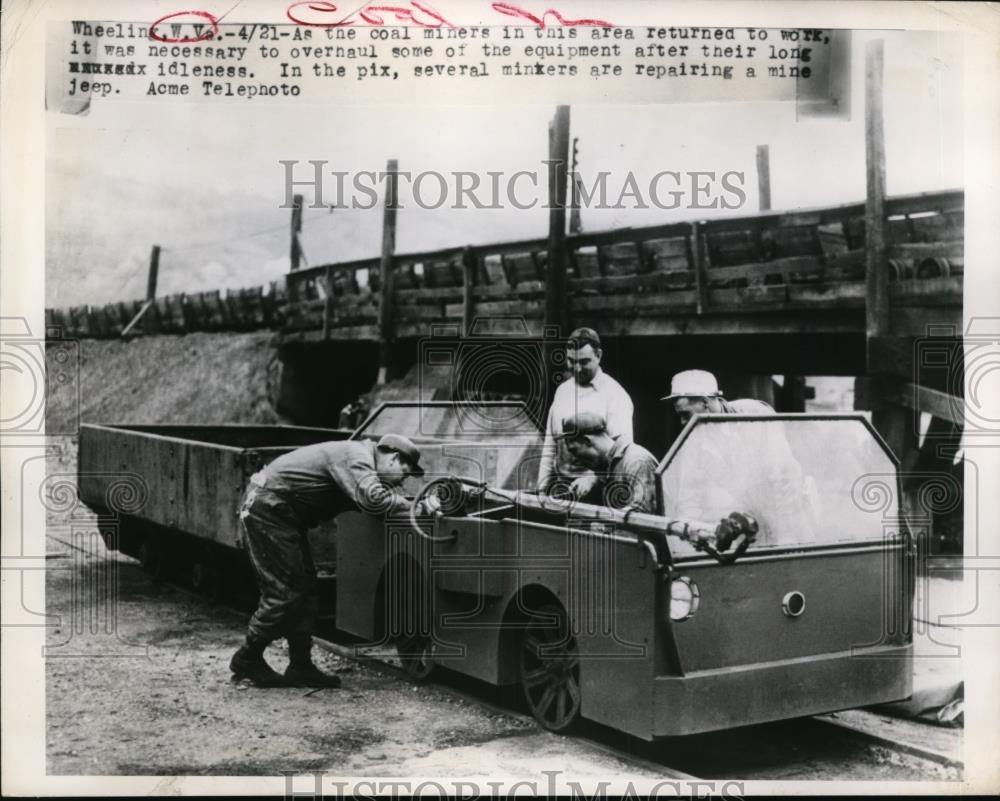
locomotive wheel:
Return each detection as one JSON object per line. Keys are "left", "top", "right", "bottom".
{"left": 395, "top": 634, "right": 435, "bottom": 681}
{"left": 189, "top": 552, "right": 222, "bottom": 601}
{"left": 519, "top": 603, "right": 581, "bottom": 733}
{"left": 137, "top": 534, "right": 165, "bottom": 580}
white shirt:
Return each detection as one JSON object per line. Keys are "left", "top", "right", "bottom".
{"left": 536, "top": 368, "right": 634, "bottom": 490}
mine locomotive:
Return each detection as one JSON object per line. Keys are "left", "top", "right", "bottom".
{"left": 79, "top": 401, "right": 913, "bottom": 738}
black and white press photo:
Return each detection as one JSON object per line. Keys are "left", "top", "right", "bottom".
{"left": 2, "top": 0, "right": 999, "bottom": 796}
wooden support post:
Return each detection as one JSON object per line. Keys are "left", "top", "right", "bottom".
{"left": 569, "top": 136, "right": 582, "bottom": 235}
{"left": 146, "top": 245, "right": 160, "bottom": 301}
{"left": 756, "top": 145, "right": 771, "bottom": 212}
{"left": 322, "top": 264, "right": 333, "bottom": 340}
{"left": 861, "top": 40, "right": 916, "bottom": 463}
{"left": 377, "top": 161, "right": 399, "bottom": 384}
{"left": 290, "top": 193, "right": 303, "bottom": 272}
{"left": 461, "top": 246, "right": 477, "bottom": 336}
{"left": 690, "top": 221, "right": 710, "bottom": 314}
{"left": 865, "top": 40, "right": 888, "bottom": 351}
{"left": 545, "top": 105, "right": 571, "bottom": 335}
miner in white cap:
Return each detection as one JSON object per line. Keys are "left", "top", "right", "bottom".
{"left": 662, "top": 369, "right": 774, "bottom": 425}
{"left": 231, "top": 433, "right": 439, "bottom": 689}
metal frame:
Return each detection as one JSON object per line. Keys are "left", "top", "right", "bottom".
{"left": 350, "top": 399, "right": 542, "bottom": 440}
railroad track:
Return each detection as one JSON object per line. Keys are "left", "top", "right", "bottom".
{"left": 49, "top": 530, "right": 964, "bottom": 781}
{"left": 310, "top": 629, "right": 702, "bottom": 781}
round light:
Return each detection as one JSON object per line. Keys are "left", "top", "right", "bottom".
{"left": 782, "top": 591, "right": 806, "bottom": 617}
{"left": 669, "top": 576, "right": 700, "bottom": 622}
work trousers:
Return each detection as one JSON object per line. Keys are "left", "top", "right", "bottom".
{"left": 240, "top": 488, "right": 318, "bottom": 643}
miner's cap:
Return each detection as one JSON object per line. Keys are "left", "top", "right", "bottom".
{"left": 376, "top": 434, "right": 425, "bottom": 476}
{"left": 660, "top": 369, "right": 723, "bottom": 401}
{"left": 554, "top": 410, "right": 608, "bottom": 439}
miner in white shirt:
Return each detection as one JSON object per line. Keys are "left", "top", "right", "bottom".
{"left": 536, "top": 327, "right": 634, "bottom": 500}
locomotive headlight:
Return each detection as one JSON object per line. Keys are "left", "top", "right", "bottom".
{"left": 669, "top": 576, "right": 700, "bottom": 622}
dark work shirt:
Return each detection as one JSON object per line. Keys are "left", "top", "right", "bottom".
{"left": 244, "top": 439, "right": 409, "bottom": 529}
{"left": 602, "top": 437, "right": 659, "bottom": 514}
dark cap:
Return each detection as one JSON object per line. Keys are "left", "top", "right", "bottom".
{"left": 377, "top": 433, "right": 425, "bottom": 476}
{"left": 554, "top": 410, "right": 608, "bottom": 440}
{"left": 567, "top": 327, "right": 601, "bottom": 351}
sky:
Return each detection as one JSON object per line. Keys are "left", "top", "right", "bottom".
{"left": 45, "top": 28, "right": 963, "bottom": 308}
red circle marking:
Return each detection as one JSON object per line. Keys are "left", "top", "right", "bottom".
{"left": 149, "top": 10, "right": 220, "bottom": 43}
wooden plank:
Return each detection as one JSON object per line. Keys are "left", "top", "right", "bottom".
{"left": 396, "top": 305, "right": 449, "bottom": 322}
{"left": 891, "top": 277, "right": 963, "bottom": 304}
{"left": 121, "top": 300, "right": 154, "bottom": 338}
{"left": 279, "top": 324, "right": 380, "bottom": 344}
{"left": 447, "top": 299, "right": 545, "bottom": 317}
{"left": 573, "top": 290, "right": 697, "bottom": 313}
{"left": 575, "top": 311, "right": 861, "bottom": 337}
{"left": 570, "top": 272, "right": 694, "bottom": 294}
{"left": 706, "top": 255, "right": 824, "bottom": 283}
{"left": 787, "top": 283, "right": 866, "bottom": 305}
{"left": 888, "top": 241, "right": 963, "bottom": 261}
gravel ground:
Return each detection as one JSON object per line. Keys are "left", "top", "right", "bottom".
{"left": 43, "top": 527, "right": 664, "bottom": 780}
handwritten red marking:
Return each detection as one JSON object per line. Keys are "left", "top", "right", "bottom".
{"left": 286, "top": 1, "right": 352, "bottom": 27}
{"left": 149, "top": 9, "right": 219, "bottom": 42}
{"left": 359, "top": 2, "right": 453, "bottom": 28}
{"left": 490, "top": 2, "right": 612, "bottom": 27}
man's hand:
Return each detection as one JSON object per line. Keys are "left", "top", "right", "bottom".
{"left": 568, "top": 473, "right": 598, "bottom": 500}
{"left": 421, "top": 493, "right": 442, "bottom": 515}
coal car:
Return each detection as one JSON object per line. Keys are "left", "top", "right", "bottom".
{"left": 79, "top": 401, "right": 913, "bottom": 738}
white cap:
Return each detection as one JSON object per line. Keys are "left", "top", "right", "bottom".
{"left": 660, "top": 369, "right": 722, "bottom": 401}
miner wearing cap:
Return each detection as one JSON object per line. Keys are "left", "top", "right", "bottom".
{"left": 662, "top": 369, "right": 774, "bottom": 425}
{"left": 537, "top": 327, "right": 634, "bottom": 501}
{"left": 231, "top": 433, "right": 436, "bottom": 688}
{"left": 557, "top": 411, "right": 659, "bottom": 515}
{"left": 659, "top": 370, "right": 810, "bottom": 534}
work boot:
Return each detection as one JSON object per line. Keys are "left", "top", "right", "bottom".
{"left": 283, "top": 663, "right": 342, "bottom": 689}
{"left": 284, "top": 635, "right": 342, "bottom": 689}
{"left": 230, "top": 643, "right": 288, "bottom": 688}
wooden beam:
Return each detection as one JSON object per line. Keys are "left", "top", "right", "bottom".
{"left": 146, "top": 245, "right": 161, "bottom": 301}
{"left": 865, "top": 40, "right": 888, "bottom": 351}
{"left": 855, "top": 376, "right": 963, "bottom": 427}
{"left": 545, "top": 105, "right": 571, "bottom": 334}
{"left": 322, "top": 264, "right": 333, "bottom": 340}
{"left": 756, "top": 145, "right": 771, "bottom": 212}
{"left": 377, "top": 161, "right": 399, "bottom": 384}
{"left": 690, "top": 221, "right": 710, "bottom": 313}
{"left": 461, "top": 246, "right": 477, "bottom": 336}
{"left": 290, "top": 193, "right": 303, "bottom": 272}
{"left": 121, "top": 299, "right": 154, "bottom": 338}
{"left": 569, "top": 136, "right": 582, "bottom": 234}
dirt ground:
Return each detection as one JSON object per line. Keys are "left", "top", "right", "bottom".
{"left": 46, "top": 332, "right": 285, "bottom": 433}
{"left": 43, "top": 512, "right": 665, "bottom": 780}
